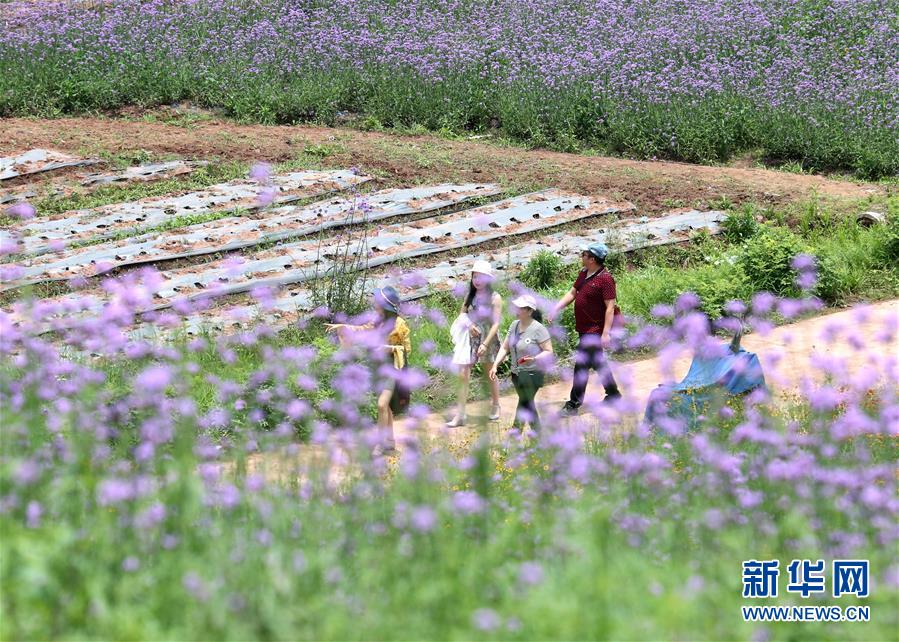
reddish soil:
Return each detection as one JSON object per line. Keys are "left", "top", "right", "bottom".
{"left": 0, "top": 116, "right": 884, "bottom": 214}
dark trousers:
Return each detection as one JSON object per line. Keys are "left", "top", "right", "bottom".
{"left": 511, "top": 371, "right": 544, "bottom": 429}
{"left": 569, "top": 333, "right": 620, "bottom": 407}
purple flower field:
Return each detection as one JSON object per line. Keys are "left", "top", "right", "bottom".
{"left": 0, "top": 0, "right": 897, "bottom": 176}
{"left": 1, "top": 242, "right": 897, "bottom": 637}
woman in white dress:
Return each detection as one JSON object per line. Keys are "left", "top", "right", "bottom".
{"left": 447, "top": 260, "right": 502, "bottom": 427}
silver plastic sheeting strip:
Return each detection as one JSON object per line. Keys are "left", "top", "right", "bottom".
{"left": 1, "top": 169, "right": 372, "bottom": 258}
{"left": 126, "top": 209, "right": 724, "bottom": 340}
{"left": 79, "top": 160, "right": 209, "bottom": 187}
{"left": 149, "top": 189, "right": 619, "bottom": 301}
{"left": 0, "top": 160, "right": 209, "bottom": 206}
{"left": 0, "top": 149, "right": 101, "bottom": 181}
{"left": 9, "top": 183, "right": 501, "bottom": 287}
{"left": 14, "top": 209, "right": 718, "bottom": 339}
{"left": 390, "top": 209, "right": 727, "bottom": 295}
{"left": 0, "top": 189, "right": 38, "bottom": 205}
{"left": 13, "top": 189, "right": 621, "bottom": 331}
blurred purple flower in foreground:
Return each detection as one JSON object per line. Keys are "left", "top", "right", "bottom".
{"left": 6, "top": 203, "right": 35, "bottom": 219}
{"left": 249, "top": 162, "right": 272, "bottom": 183}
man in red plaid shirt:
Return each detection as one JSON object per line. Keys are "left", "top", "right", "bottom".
{"left": 548, "top": 242, "right": 622, "bottom": 415}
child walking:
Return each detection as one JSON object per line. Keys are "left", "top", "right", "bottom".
{"left": 326, "top": 286, "right": 410, "bottom": 452}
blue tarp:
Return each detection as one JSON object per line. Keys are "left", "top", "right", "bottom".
{"left": 644, "top": 347, "right": 766, "bottom": 430}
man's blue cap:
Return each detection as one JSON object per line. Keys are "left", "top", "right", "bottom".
{"left": 582, "top": 242, "right": 609, "bottom": 260}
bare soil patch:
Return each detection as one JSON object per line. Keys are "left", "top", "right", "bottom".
{"left": 0, "top": 116, "right": 883, "bottom": 214}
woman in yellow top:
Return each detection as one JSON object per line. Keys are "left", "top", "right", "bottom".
{"left": 326, "top": 286, "right": 410, "bottom": 452}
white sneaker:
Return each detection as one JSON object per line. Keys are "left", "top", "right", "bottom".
{"left": 488, "top": 404, "right": 501, "bottom": 421}
{"left": 446, "top": 415, "right": 466, "bottom": 428}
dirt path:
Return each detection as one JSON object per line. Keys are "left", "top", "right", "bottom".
{"left": 242, "top": 300, "right": 898, "bottom": 482}
{"left": 396, "top": 300, "right": 898, "bottom": 440}
{"left": 0, "top": 116, "right": 882, "bottom": 214}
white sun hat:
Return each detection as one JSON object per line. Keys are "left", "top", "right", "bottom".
{"left": 512, "top": 294, "right": 538, "bottom": 310}
{"left": 471, "top": 260, "right": 494, "bottom": 277}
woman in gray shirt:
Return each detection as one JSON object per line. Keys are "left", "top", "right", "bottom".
{"left": 489, "top": 294, "right": 554, "bottom": 431}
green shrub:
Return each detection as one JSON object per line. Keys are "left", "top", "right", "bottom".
{"left": 681, "top": 263, "right": 753, "bottom": 317}
{"left": 795, "top": 197, "right": 840, "bottom": 237}
{"left": 615, "top": 266, "right": 683, "bottom": 320}
{"left": 737, "top": 226, "right": 807, "bottom": 296}
{"left": 871, "top": 208, "right": 899, "bottom": 264}
{"left": 721, "top": 207, "right": 759, "bottom": 243}
{"left": 520, "top": 250, "right": 566, "bottom": 290}
{"left": 603, "top": 250, "right": 626, "bottom": 274}
{"left": 811, "top": 217, "right": 899, "bottom": 304}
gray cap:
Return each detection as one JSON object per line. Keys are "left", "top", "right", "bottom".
{"left": 374, "top": 286, "right": 401, "bottom": 314}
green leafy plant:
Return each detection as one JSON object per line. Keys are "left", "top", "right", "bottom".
{"left": 721, "top": 206, "right": 760, "bottom": 243}
{"left": 871, "top": 208, "right": 899, "bottom": 264}
{"left": 707, "top": 194, "right": 734, "bottom": 211}
{"left": 519, "top": 250, "right": 565, "bottom": 290}
{"left": 303, "top": 143, "right": 343, "bottom": 158}
{"left": 737, "top": 225, "right": 807, "bottom": 295}
{"left": 795, "top": 195, "right": 839, "bottom": 236}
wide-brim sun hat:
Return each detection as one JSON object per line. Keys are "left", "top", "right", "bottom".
{"left": 512, "top": 294, "right": 538, "bottom": 310}
{"left": 581, "top": 242, "right": 610, "bottom": 260}
{"left": 471, "top": 260, "right": 494, "bottom": 278}
{"left": 374, "top": 286, "right": 401, "bottom": 314}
